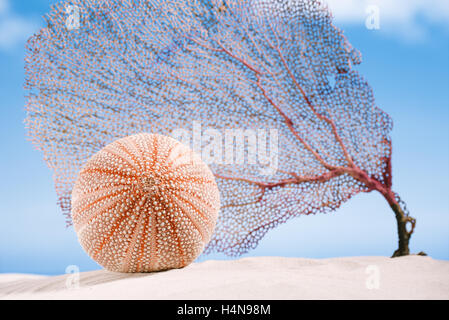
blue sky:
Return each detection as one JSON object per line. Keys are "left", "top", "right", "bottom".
{"left": 0, "top": 0, "right": 448, "bottom": 275}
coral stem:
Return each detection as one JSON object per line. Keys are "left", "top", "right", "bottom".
{"left": 389, "top": 198, "right": 415, "bottom": 257}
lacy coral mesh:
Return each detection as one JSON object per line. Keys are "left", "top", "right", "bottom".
{"left": 25, "top": 0, "right": 393, "bottom": 256}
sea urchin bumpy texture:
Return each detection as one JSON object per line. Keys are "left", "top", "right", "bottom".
{"left": 71, "top": 133, "right": 220, "bottom": 272}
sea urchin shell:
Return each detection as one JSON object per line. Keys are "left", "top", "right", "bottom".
{"left": 71, "top": 133, "right": 220, "bottom": 272}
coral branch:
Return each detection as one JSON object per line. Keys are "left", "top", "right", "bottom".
{"left": 268, "top": 23, "right": 355, "bottom": 168}
{"left": 216, "top": 168, "right": 346, "bottom": 190}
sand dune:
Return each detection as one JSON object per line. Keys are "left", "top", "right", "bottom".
{"left": 1, "top": 255, "right": 448, "bottom": 300}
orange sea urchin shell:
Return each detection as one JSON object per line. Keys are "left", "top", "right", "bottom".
{"left": 71, "top": 133, "right": 220, "bottom": 272}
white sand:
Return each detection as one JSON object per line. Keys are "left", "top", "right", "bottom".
{"left": 1, "top": 255, "right": 448, "bottom": 300}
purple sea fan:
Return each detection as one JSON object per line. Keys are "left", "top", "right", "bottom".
{"left": 25, "top": 0, "right": 418, "bottom": 257}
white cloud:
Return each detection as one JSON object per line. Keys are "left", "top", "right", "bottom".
{"left": 324, "top": 0, "right": 449, "bottom": 40}
{"left": 0, "top": 0, "right": 38, "bottom": 52}
{"left": 0, "top": 0, "right": 9, "bottom": 16}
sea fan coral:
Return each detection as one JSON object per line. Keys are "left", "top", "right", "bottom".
{"left": 71, "top": 133, "right": 220, "bottom": 272}
{"left": 25, "top": 0, "right": 417, "bottom": 257}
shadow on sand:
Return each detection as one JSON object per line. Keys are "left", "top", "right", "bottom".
{"left": 0, "top": 269, "right": 170, "bottom": 296}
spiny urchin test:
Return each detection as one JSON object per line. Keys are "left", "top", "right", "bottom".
{"left": 72, "top": 133, "right": 220, "bottom": 272}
